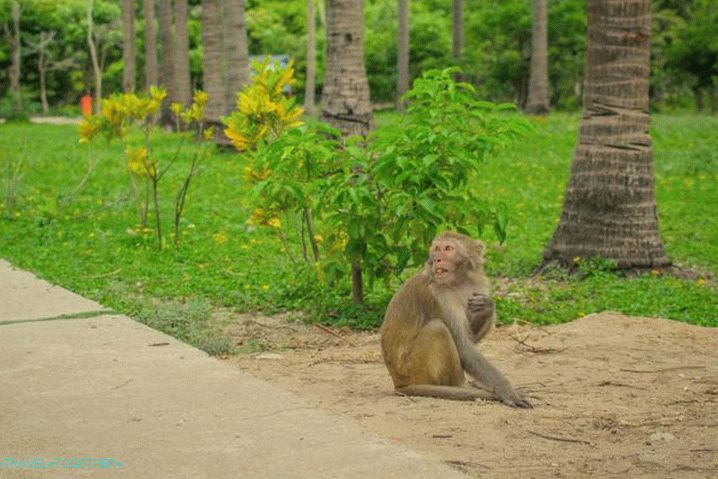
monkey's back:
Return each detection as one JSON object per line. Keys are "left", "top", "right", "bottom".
{"left": 380, "top": 271, "right": 442, "bottom": 386}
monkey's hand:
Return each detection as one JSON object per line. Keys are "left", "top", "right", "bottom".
{"left": 468, "top": 293, "right": 493, "bottom": 314}
{"left": 494, "top": 384, "right": 533, "bottom": 409}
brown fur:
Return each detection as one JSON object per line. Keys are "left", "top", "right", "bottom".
{"left": 380, "top": 231, "right": 532, "bottom": 408}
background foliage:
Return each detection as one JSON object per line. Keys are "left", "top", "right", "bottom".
{"left": 1, "top": 0, "right": 717, "bottom": 116}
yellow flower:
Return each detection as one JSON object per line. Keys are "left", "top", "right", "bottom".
{"left": 243, "top": 164, "right": 270, "bottom": 183}
{"left": 650, "top": 269, "right": 661, "bottom": 276}
{"left": 573, "top": 256, "right": 582, "bottom": 264}
{"left": 247, "top": 208, "right": 281, "bottom": 229}
{"left": 203, "top": 126, "right": 215, "bottom": 141}
{"left": 261, "top": 284, "right": 270, "bottom": 291}
{"left": 193, "top": 90, "right": 208, "bottom": 108}
{"left": 78, "top": 116, "right": 102, "bottom": 144}
{"left": 170, "top": 102, "right": 183, "bottom": 117}
{"left": 695, "top": 278, "right": 706, "bottom": 286}
{"left": 126, "top": 147, "right": 156, "bottom": 177}
{"left": 213, "top": 231, "right": 228, "bottom": 245}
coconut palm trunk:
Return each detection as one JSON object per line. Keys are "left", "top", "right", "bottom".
{"left": 396, "top": 0, "right": 409, "bottom": 111}
{"left": 201, "top": 0, "right": 226, "bottom": 125}
{"left": 304, "top": 0, "right": 317, "bottom": 115}
{"left": 222, "top": 0, "right": 250, "bottom": 113}
{"left": 122, "top": 0, "right": 136, "bottom": 92}
{"left": 544, "top": 0, "right": 669, "bottom": 269}
{"left": 173, "top": 0, "right": 192, "bottom": 106}
{"left": 320, "top": 0, "right": 373, "bottom": 138}
{"left": 158, "top": 0, "right": 175, "bottom": 124}
{"left": 452, "top": 0, "right": 462, "bottom": 61}
{"left": 144, "top": 0, "right": 158, "bottom": 90}
{"left": 525, "top": 0, "right": 549, "bottom": 114}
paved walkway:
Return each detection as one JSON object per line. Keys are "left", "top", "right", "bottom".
{"left": 0, "top": 259, "right": 467, "bottom": 478}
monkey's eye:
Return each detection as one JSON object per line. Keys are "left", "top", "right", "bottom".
{"left": 444, "top": 245, "right": 453, "bottom": 252}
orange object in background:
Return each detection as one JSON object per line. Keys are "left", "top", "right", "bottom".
{"left": 80, "top": 95, "right": 93, "bottom": 117}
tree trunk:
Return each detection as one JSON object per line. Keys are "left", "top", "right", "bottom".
{"left": 38, "top": 32, "right": 50, "bottom": 114}
{"left": 144, "top": 0, "right": 158, "bottom": 90}
{"left": 304, "top": 0, "right": 317, "bottom": 115}
{"left": 122, "top": 0, "right": 136, "bottom": 92}
{"left": 223, "top": 0, "right": 250, "bottom": 114}
{"left": 543, "top": 0, "right": 669, "bottom": 270}
{"left": 202, "top": 0, "right": 226, "bottom": 124}
{"left": 320, "top": 0, "right": 373, "bottom": 137}
{"left": 396, "top": 0, "right": 409, "bottom": 111}
{"left": 87, "top": 0, "right": 102, "bottom": 115}
{"left": 8, "top": 1, "right": 22, "bottom": 114}
{"left": 173, "top": 0, "right": 192, "bottom": 106}
{"left": 158, "top": 0, "right": 175, "bottom": 123}
{"left": 452, "top": 0, "right": 462, "bottom": 62}
{"left": 525, "top": 0, "right": 549, "bottom": 114}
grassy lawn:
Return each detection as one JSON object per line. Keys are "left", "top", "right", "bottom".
{"left": 1, "top": 113, "right": 716, "bottom": 353}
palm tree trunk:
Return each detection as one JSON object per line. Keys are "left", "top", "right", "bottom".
{"left": 222, "top": 0, "right": 250, "bottom": 113}
{"left": 158, "top": 0, "right": 175, "bottom": 124}
{"left": 8, "top": 1, "right": 22, "bottom": 114}
{"left": 396, "top": 0, "right": 409, "bottom": 112}
{"left": 144, "top": 0, "right": 158, "bottom": 90}
{"left": 320, "top": 0, "right": 373, "bottom": 138}
{"left": 544, "top": 0, "right": 669, "bottom": 269}
{"left": 304, "top": 0, "right": 317, "bottom": 115}
{"left": 452, "top": 0, "right": 462, "bottom": 62}
{"left": 525, "top": 0, "right": 549, "bottom": 114}
{"left": 173, "top": 0, "right": 192, "bottom": 106}
{"left": 202, "top": 0, "right": 226, "bottom": 125}
{"left": 122, "top": 0, "right": 136, "bottom": 92}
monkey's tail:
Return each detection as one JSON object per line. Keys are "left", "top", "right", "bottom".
{"left": 395, "top": 385, "right": 494, "bottom": 402}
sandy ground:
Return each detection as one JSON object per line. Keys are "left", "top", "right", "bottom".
{"left": 222, "top": 312, "right": 718, "bottom": 479}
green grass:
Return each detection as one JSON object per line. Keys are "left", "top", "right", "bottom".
{"left": 0, "top": 113, "right": 716, "bottom": 354}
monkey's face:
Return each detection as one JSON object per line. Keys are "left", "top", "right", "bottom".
{"left": 428, "top": 238, "right": 464, "bottom": 285}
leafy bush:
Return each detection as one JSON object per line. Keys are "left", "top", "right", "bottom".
{"left": 78, "top": 88, "right": 213, "bottom": 249}
{"left": 227, "top": 64, "right": 530, "bottom": 305}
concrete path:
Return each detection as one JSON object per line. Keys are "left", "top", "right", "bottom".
{"left": 0, "top": 259, "right": 467, "bottom": 479}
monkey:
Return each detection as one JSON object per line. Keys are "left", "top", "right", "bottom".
{"left": 380, "top": 231, "right": 532, "bottom": 408}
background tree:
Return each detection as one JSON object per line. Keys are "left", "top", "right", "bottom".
{"left": 525, "top": 0, "right": 549, "bottom": 114}
{"left": 544, "top": 0, "right": 670, "bottom": 270}
{"left": 396, "top": 0, "right": 408, "bottom": 111}
{"left": 143, "top": 0, "right": 158, "bottom": 90}
{"left": 304, "top": 0, "right": 316, "bottom": 115}
{"left": 201, "top": 0, "right": 225, "bottom": 126}
{"left": 173, "top": 0, "right": 191, "bottom": 106}
{"left": 321, "top": 0, "right": 373, "bottom": 137}
{"left": 87, "top": 0, "right": 102, "bottom": 114}
{"left": 4, "top": 1, "right": 22, "bottom": 114}
{"left": 452, "top": 0, "right": 462, "bottom": 63}
{"left": 27, "top": 31, "right": 74, "bottom": 114}
{"left": 121, "top": 0, "right": 135, "bottom": 92}
{"left": 158, "top": 0, "right": 175, "bottom": 123}
{"left": 222, "top": 0, "right": 250, "bottom": 114}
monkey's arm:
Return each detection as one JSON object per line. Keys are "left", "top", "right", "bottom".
{"left": 444, "top": 303, "right": 532, "bottom": 409}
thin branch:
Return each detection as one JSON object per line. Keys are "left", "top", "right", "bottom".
{"left": 527, "top": 430, "right": 596, "bottom": 447}
{"left": 620, "top": 366, "right": 706, "bottom": 374}
{"left": 314, "top": 323, "right": 355, "bottom": 346}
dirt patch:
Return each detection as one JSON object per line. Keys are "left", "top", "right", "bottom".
{"left": 221, "top": 312, "right": 718, "bottom": 478}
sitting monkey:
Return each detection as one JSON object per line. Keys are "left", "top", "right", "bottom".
{"left": 380, "top": 231, "right": 531, "bottom": 408}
